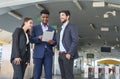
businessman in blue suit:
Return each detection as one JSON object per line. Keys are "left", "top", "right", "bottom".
{"left": 31, "top": 10, "right": 57, "bottom": 79}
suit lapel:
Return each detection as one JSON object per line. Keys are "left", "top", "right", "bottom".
{"left": 62, "top": 23, "right": 69, "bottom": 40}
{"left": 57, "top": 27, "right": 61, "bottom": 50}
{"left": 48, "top": 26, "right": 53, "bottom": 31}
{"left": 39, "top": 24, "right": 43, "bottom": 35}
{"left": 58, "top": 23, "right": 69, "bottom": 50}
{"left": 58, "top": 27, "right": 61, "bottom": 42}
{"left": 21, "top": 28, "right": 27, "bottom": 42}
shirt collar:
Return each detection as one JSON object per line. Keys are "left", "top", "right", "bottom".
{"left": 62, "top": 21, "right": 69, "bottom": 29}
{"left": 41, "top": 22, "right": 49, "bottom": 27}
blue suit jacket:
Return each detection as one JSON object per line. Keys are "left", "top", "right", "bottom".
{"left": 31, "top": 24, "right": 57, "bottom": 58}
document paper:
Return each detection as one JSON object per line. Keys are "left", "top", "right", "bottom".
{"left": 42, "top": 31, "right": 54, "bottom": 41}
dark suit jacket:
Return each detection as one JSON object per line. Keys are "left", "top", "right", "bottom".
{"left": 31, "top": 24, "right": 57, "bottom": 58}
{"left": 10, "top": 28, "right": 30, "bottom": 63}
{"left": 58, "top": 23, "right": 79, "bottom": 59}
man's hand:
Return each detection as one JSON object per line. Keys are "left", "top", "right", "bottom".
{"left": 66, "top": 53, "right": 71, "bottom": 60}
{"left": 38, "top": 35, "right": 43, "bottom": 40}
{"left": 48, "top": 40, "right": 54, "bottom": 45}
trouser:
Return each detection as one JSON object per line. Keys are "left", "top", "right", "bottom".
{"left": 12, "top": 61, "right": 27, "bottom": 79}
{"left": 58, "top": 53, "right": 74, "bottom": 79}
{"left": 33, "top": 51, "right": 53, "bottom": 79}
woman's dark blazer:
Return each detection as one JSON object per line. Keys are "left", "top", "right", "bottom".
{"left": 10, "top": 28, "right": 30, "bottom": 63}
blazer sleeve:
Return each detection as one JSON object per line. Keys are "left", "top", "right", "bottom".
{"left": 12, "top": 28, "right": 21, "bottom": 58}
{"left": 30, "top": 26, "right": 42, "bottom": 44}
{"left": 68, "top": 25, "right": 79, "bottom": 56}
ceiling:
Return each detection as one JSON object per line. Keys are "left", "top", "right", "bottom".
{"left": 0, "top": 0, "right": 120, "bottom": 48}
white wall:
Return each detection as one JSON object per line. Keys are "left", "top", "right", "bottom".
{"left": 2, "top": 44, "right": 11, "bottom": 61}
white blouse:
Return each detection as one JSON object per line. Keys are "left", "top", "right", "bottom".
{"left": 25, "top": 32, "right": 29, "bottom": 44}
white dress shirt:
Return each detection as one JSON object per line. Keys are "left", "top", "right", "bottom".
{"left": 41, "top": 22, "right": 48, "bottom": 48}
{"left": 59, "top": 21, "right": 69, "bottom": 52}
{"left": 41, "top": 22, "right": 48, "bottom": 32}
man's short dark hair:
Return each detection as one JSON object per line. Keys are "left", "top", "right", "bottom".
{"left": 59, "top": 10, "right": 70, "bottom": 16}
{"left": 40, "top": 9, "right": 50, "bottom": 15}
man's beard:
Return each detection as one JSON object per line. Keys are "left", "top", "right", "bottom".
{"left": 62, "top": 19, "right": 67, "bottom": 23}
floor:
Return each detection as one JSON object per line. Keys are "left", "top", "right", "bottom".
{"left": 0, "top": 75, "right": 84, "bottom": 79}
{"left": 0, "top": 73, "right": 117, "bottom": 79}
{"left": 0, "top": 61, "right": 84, "bottom": 79}
{"left": 0, "top": 61, "right": 117, "bottom": 79}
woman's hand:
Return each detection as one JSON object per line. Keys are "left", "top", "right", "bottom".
{"left": 13, "top": 58, "right": 21, "bottom": 65}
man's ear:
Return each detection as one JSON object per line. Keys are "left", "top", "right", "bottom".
{"left": 67, "top": 15, "right": 70, "bottom": 20}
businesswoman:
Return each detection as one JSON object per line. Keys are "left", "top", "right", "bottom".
{"left": 10, "top": 17, "right": 33, "bottom": 79}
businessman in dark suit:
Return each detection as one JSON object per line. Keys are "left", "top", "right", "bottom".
{"left": 58, "top": 10, "right": 79, "bottom": 79}
{"left": 31, "top": 10, "right": 57, "bottom": 79}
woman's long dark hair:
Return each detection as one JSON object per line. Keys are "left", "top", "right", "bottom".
{"left": 21, "top": 17, "right": 32, "bottom": 36}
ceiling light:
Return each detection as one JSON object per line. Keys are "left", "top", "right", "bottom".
{"left": 35, "top": 4, "right": 46, "bottom": 10}
{"left": 103, "top": 10, "right": 116, "bottom": 18}
{"left": 116, "top": 44, "right": 120, "bottom": 47}
{"left": 106, "top": 11, "right": 116, "bottom": 16}
{"left": 114, "top": 26, "right": 119, "bottom": 32}
{"left": 73, "top": 0, "right": 82, "bottom": 10}
{"left": 116, "top": 37, "right": 119, "bottom": 42}
{"left": 8, "top": 10, "right": 22, "bottom": 20}
{"left": 93, "top": 2, "right": 105, "bottom": 7}
{"left": 89, "top": 23, "right": 95, "bottom": 30}
{"left": 103, "top": 13, "right": 109, "bottom": 18}
{"left": 111, "top": 46, "right": 115, "bottom": 49}
{"left": 101, "top": 27, "right": 109, "bottom": 31}
{"left": 108, "top": 3, "right": 120, "bottom": 8}
{"left": 98, "top": 34, "right": 101, "bottom": 39}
